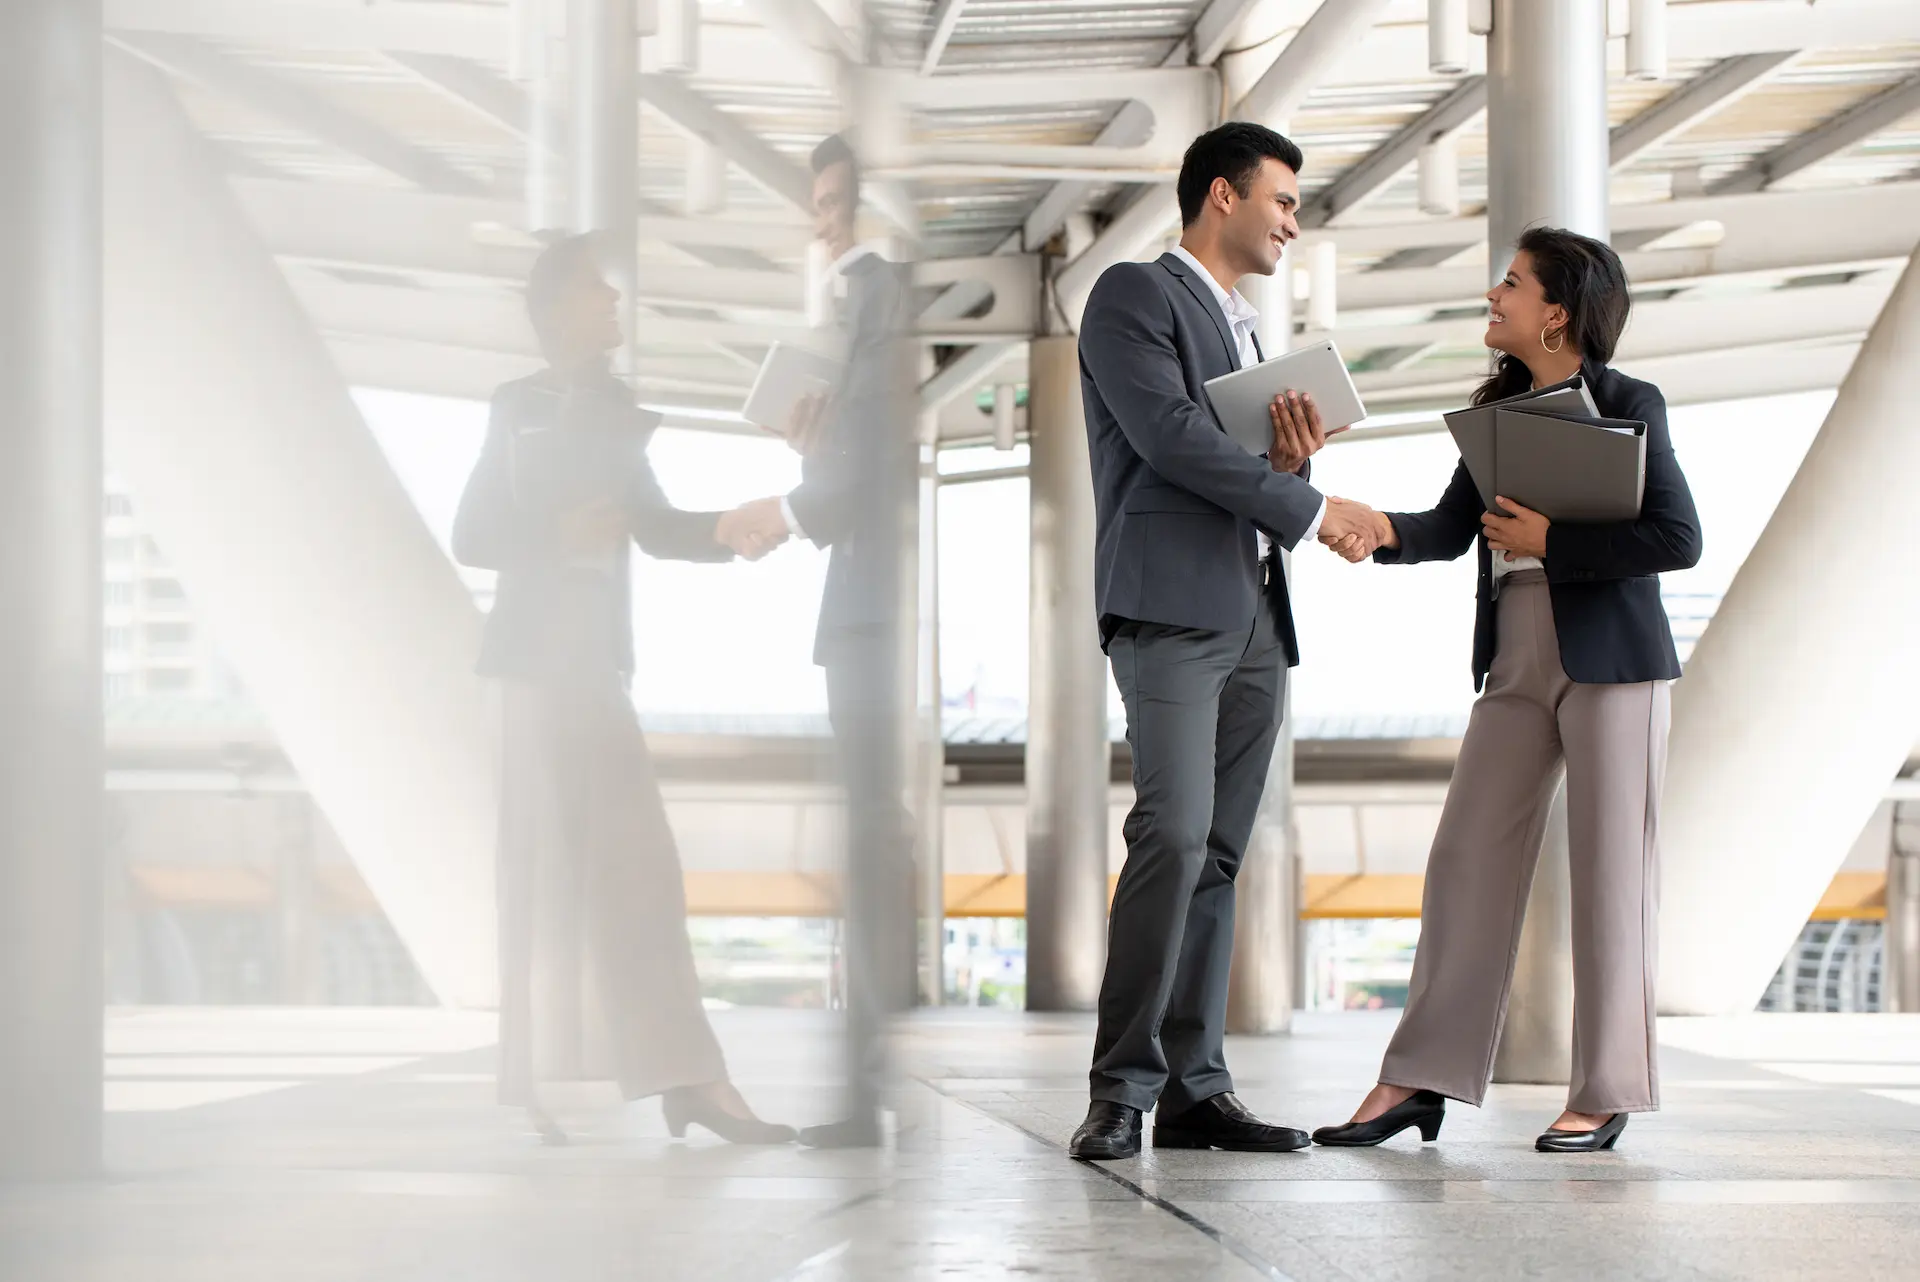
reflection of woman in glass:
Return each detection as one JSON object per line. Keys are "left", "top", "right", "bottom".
{"left": 453, "top": 235, "right": 792, "bottom": 1146}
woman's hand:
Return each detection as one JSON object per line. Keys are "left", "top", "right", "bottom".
{"left": 1482, "top": 496, "right": 1549, "bottom": 560}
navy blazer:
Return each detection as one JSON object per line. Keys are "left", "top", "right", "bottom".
{"left": 452, "top": 369, "right": 731, "bottom": 682}
{"left": 1375, "top": 359, "right": 1704, "bottom": 689}
{"left": 1078, "top": 252, "right": 1325, "bottom": 659}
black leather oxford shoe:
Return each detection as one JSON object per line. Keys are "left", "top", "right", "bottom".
{"left": 1153, "top": 1092, "right": 1310, "bottom": 1153}
{"left": 1068, "top": 1101, "right": 1143, "bottom": 1161}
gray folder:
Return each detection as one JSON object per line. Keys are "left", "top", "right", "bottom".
{"left": 1492, "top": 408, "right": 1647, "bottom": 522}
{"left": 1443, "top": 376, "right": 1598, "bottom": 509}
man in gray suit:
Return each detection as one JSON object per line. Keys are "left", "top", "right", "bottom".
{"left": 1068, "top": 123, "right": 1376, "bottom": 1160}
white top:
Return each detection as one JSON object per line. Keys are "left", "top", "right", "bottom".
{"left": 1168, "top": 245, "right": 1325, "bottom": 555}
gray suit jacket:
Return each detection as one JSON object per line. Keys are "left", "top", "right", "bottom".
{"left": 786, "top": 253, "right": 917, "bottom": 665}
{"left": 1079, "top": 252, "right": 1324, "bottom": 659}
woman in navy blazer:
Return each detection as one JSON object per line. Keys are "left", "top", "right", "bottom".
{"left": 1313, "top": 228, "right": 1702, "bottom": 1155}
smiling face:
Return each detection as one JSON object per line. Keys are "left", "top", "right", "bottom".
{"left": 812, "top": 158, "right": 858, "bottom": 263}
{"left": 1485, "top": 251, "right": 1570, "bottom": 358}
{"left": 1215, "top": 156, "right": 1301, "bottom": 278}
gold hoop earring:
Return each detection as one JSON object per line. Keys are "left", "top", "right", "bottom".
{"left": 1541, "top": 325, "right": 1565, "bottom": 355}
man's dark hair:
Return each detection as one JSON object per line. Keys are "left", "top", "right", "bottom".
{"left": 811, "top": 132, "right": 860, "bottom": 189}
{"left": 1175, "top": 122, "right": 1303, "bottom": 227}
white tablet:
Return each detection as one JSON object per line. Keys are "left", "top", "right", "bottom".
{"left": 1202, "top": 338, "right": 1367, "bottom": 456}
{"left": 742, "top": 341, "right": 843, "bottom": 435}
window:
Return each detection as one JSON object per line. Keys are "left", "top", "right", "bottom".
{"left": 104, "top": 626, "right": 134, "bottom": 652}
{"left": 143, "top": 622, "right": 194, "bottom": 648}
{"left": 103, "top": 673, "right": 133, "bottom": 698}
{"left": 104, "top": 494, "right": 133, "bottom": 518}
{"left": 145, "top": 579, "right": 187, "bottom": 603}
{"left": 104, "top": 582, "right": 134, "bottom": 607}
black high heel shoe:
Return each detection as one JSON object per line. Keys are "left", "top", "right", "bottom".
{"left": 1535, "top": 1112, "right": 1626, "bottom": 1153}
{"left": 662, "top": 1085, "right": 798, "bottom": 1145}
{"left": 1311, "top": 1090, "right": 1446, "bottom": 1147}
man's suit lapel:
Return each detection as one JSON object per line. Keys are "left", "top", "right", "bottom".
{"left": 1159, "top": 253, "right": 1240, "bottom": 372}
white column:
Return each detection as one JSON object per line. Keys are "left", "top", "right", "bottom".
{"left": 571, "top": 0, "right": 638, "bottom": 366}
{"left": 104, "top": 51, "right": 499, "bottom": 1007}
{"left": 1484, "top": 0, "right": 1610, "bottom": 1084}
{"left": 1657, "top": 243, "right": 1920, "bottom": 1014}
{"left": 0, "top": 0, "right": 103, "bottom": 1180}
{"left": 1887, "top": 802, "right": 1920, "bottom": 1013}
{"left": 1024, "top": 335, "right": 1110, "bottom": 1011}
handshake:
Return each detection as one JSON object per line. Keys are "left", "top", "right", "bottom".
{"left": 714, "top": 496, "right": 792, "bottom": 561}
{"left": 1316, "top": 496, "right": 1395, "bottom": 562}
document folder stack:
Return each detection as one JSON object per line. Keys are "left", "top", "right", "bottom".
{"left": 1441, "top": 375, "right": 1646, "bottom": 522}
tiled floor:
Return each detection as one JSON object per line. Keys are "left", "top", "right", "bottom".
{"left": 2, "top": 1007, "right": 1918, "bottom": 1280}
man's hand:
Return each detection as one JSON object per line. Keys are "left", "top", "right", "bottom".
{"left": 1317, "top": 496, "right": 1384, "bottom": 562}
{"left": 715, "top": 497, "right": 791, "bottom": 560}
{"left": 782, "top": 392, "right": 829, "bottom": 457}
{"left": 1269, "top": 390, "right": 1345, "bottom": 474}
{"left": 1482, "top": 496, "right": 1550, "bottom": 561}
{"left": 555, "top": 499, "right": 628, "bottom": 557}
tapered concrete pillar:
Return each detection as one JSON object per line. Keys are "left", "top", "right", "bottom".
{"left": 1025, "top": 335, "right": 1110, "bottom": 1011}
{"left": 0, "top": 0, "right": 104, "bottom": 1181}
{"left": 1484, "top": 0, "right": 1609, "bottom": 1084}
{"left": 104, "top": 52, "right": 499, "bottom": 1006}
{"left": 1659, "top": 245, "right": 1920, "bottom": 1014}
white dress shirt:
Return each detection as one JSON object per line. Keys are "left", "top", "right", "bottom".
{"left": 1167, "top": 245, "right": 1326, "bottom": 555}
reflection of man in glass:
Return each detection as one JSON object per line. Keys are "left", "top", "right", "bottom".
{"left": 453, "top": 235, "right": 792, "bottom": 1146}
{"left": 718, "top": 137, "right": 918, "bottom": 1148}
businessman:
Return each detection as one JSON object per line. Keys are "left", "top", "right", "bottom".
{"left": 1069, "top": 122, "right": 1376, "bottom": 1161}
{"left": 718, "top": 134, "right": 917, "bottom": 1148}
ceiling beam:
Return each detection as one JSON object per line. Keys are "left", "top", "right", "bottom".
{"left": 741, "top": 0, "right": 860, "bottom": 64}
{"left": 1297, "top": 77, "right": 1487, "bottom": 230}
{"left": 1712, "top": 71, "right": 1920, "bottom": 194}
{"left": 1190, "top": 0, "right": 1266, "bottom": 66}
{"left": 112, "top": 31, "right": 490, "bottom": 196}
{"left": 921, "top": 0, "right": 969, "bottom": 74}
{"left": 383, "top": 49, "right": 529, "bottom": 138}
{"left": 1609, "top": 52, "right": 1795, "bottom": 170}
{"left": 636, "top": 72, "right": 814, "bottom": 214}
{"left": 1057, "top": 0, "right": 1396, "bottom": 318}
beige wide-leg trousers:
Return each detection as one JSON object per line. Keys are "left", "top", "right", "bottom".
{"left": 1379, "top": 570, "right": 1669, "bottom": 1115}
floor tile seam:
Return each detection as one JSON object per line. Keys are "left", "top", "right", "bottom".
{"left": 914, "top": 1076, "right": 1309, "bottom": 1282}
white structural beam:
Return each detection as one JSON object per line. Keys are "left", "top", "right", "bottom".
{"left": 1658, "top": 242, "right": 1920, "bottom": 1015}
{"left": 921, "top": 0, "right": 968, "bottom": 74}
{"left": 1712, "top": 71, "right": 1920, "bottom": 194}
{"left": 1191, "top": 0, "right": 1267, "bottom": 66}
{"left": 1609, "top": 52, "right": 1795, "bottom": 169}
{"left": 384, "top": 48, "right": 530, "bottom": 138}
{"left": 105, "top": 0, "right": 1920, "bottom": 82}
{"left": 1328, "top": 278, "right": 1890, "bottom": 359}
{"left": 1303, "top": 179, "right": 1920, "bottom": 260}
{"left": 1056, "top": 0, "right": 1396, "bottom": 322}
{"left": 637, "top": 72, "right": 815, "bottom": 213}
{"left": 741, "top": 0, "right": 859, "bottom": 64}
{"left": 104, "top": 50, "right": 498, "bottom": 1006}
{"left": 112, "top": 31, "right": 490, "bottom": 196}
{"left": 921, "top": 342, "right": 1019, "bottom": 413}
{"left": 1298, "top": 76, "right": 1488, "bottom": 229}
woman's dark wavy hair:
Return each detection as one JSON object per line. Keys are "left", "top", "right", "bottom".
{"left": 1471, "top": 227, "right": 1632, "bottom": 407}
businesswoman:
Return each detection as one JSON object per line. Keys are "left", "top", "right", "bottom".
{"left": 453, "top": 234, "right": 793, "bottom": 1146}
{"left": 1313, "top": 227, "right": 1701, "bottom": 1153}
